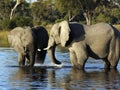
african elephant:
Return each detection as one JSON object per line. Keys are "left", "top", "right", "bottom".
{"left": 8, "top": 26, "right": 49, "bottom": 66}
{"left": 45, "top": 20, "right": 120, "bottom": 69}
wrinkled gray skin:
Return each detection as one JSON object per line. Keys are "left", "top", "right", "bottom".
{"left": 8, "top": 26, "right": 49, "bottom": 66}
{"left": 45, "top": 20, "right": 120, "bottom": 69}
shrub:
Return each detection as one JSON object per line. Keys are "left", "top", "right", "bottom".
{"left": 96, "top": 14, "right": 112, "bottom": 23}
{"left": 9, "top": 16, "right": 33, "bottom": 29}
{"left": 0, "top": 18, "right": 10, "bottom": 30}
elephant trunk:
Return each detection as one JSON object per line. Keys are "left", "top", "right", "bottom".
{"left": 27, "top": 44, "right": 36, "bottom": 66}
{"left": 46, "top": 45, "right": 62, "bottom": 65}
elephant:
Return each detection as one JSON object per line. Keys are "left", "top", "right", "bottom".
{"left": 8, "top": 26, "right": 49, "bottom": 66}
{"left": 44, "top": 20, "right": 120, "bottom": 69}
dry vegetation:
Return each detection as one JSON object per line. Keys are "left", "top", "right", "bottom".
{"left": 114, "top": 25, "right": 120, "bottom": 32}
{"left": 0, "top": 30, "right": 9, "bottom": 47}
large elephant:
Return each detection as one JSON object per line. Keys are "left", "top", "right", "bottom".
{"left": 45, "top": 20, "right": 120, "bottom": 69}
{"left": 8, "top": 26, "right": 49, "bottom": 66}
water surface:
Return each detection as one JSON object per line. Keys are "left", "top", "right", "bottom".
{"left": 0, "top": 47, "right": 120, "bottom": 90}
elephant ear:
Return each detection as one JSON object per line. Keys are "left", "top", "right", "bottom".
{"left": 59, "top": 20, "right": 71, "bottom": 47}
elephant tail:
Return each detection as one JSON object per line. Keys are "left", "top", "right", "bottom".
{"left": 108, "top": 31, "right": 120, "bottom": 68}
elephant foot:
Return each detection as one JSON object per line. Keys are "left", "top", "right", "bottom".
{"left": 110, "top": 65, "right": 117, "bottom": 70}
{"left": 73, "top": 64, "right": 84, "bottom": 69}
{"left": 54, "top": 63, "right": 63, "bottom": 68}
{"left": 19, "top": 60, "right": 25, "bottom": 66}
{"left": 104, "top": 63, "right": 110, "bottom": 69}
{"left": 54, "top": 59, "right": 62, "bottom": 65}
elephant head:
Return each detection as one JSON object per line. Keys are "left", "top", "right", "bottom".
{"left": 8, "top": 27, "right": 35, "bottom": 66}
{"left": 45, "top": 20, "right": 71, "bottom": 66}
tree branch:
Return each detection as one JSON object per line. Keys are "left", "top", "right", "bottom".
{"left": 10, "top": 0, "right": 24, "bottom": 20}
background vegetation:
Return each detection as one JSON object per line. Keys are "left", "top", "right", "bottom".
{"left": 0, "top": 0, "right": 120, "bottom": 47}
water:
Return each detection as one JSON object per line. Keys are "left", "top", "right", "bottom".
{"left": 0, "top": 47, "right": 120, "bottom": 90}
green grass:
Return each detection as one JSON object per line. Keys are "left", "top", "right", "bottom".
{"left": 0, "top": 30, "right": 10, "bottom": 47}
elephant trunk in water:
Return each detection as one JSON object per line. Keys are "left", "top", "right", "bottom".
{"left": 47, "top": 46, "right": 61, "bottom": 65}
{"left": 44, "top": 44, "right": 62, "bottom": 66}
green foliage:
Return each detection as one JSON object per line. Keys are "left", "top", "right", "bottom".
{"left": 55, "top": 18, "right": 66, "bottom": 23}
{"left": 0, "top": 16, "right": 33, "bottom": 30}
{"left": 0, "top": 18, "right": 10, "bottom": 30}
{"left": 95, "top": 14, "right": 112, "bottom": 23}
{"left": 0, "top": 0, "right": 12, "bottom": 20}
{"left": 0, "top": 0, "right": 120, "bottom": 30}
{"left": 31, "top": 0, "right": 58, "bottom": 26}
{"left": 9, "top": 16, "right": 33, "bottom": 29}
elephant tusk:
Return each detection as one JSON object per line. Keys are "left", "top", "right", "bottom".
{"left": 44, "top": 46, "right": 51, "bottom": 50}
{"left": 37, "top": 49, "right": 41, "bottom": 51}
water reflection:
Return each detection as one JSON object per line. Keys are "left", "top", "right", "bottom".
{"left": 8, "top": 67, "right": 120, "bottom": 90}
{"left": 1, "top": 48, "right": 120, "bottom": 90}
{"left": 65, "top": 68, "right": 120, "bottom": 90}
{"left": 9, "top": 67, "right": 48, "bottom": 89}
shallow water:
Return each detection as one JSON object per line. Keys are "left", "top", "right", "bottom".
{"left": 0, "top": 47, "right": 120, "bottom": 90}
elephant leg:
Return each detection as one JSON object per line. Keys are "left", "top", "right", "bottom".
{"left": 108, "top": 38, "right": 120, "bottom": 69}
{"left": 28, "top": 51, "right": 35, "bottom": 66}
{"left": 103, "top": 58, "right": 110, "bottom": 69}
{"left": 36, "top": 50, "right": 46, "bottom": 64}
{"left": 25, "top": 54, "right": 30, "bottom": 65}
{"left": 75, "top": 48, "right": 88, "bottom": 69}
{"left": 18, "top": 53, "right": 25, "bottom": 66}
{"left": 70, "top": 50, "right": 77, "bottom": 66}
{"left": 109, "top": 59, "right": 119, "bottom": 69}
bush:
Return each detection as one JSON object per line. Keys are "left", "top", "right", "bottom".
{"left": 9, "top": 16, "right": 33, "bottom": 29}
{"left": 95, "top": 14, "right": 112, "bottom": 23}
{"left": 41, "top": 20, "right": 50, "bottom": 26}
{"left": 0, "top": 18, "right": 10, "bottom": 30}
{"left": 0, "top": 16, "right": 33, "bottom": 30}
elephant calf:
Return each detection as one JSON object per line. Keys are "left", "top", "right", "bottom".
{"left": 45, "top": 20, "right": 120, "bottom": 69}
{"left": 8, "top": 26, "right": 49, "bottom": 66}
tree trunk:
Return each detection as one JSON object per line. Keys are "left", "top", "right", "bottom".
{"left": 10, "top": 0, "right": 24, "bottom": 20}
{"left": 83, "top": 11, "right": 92, "bottom": 25}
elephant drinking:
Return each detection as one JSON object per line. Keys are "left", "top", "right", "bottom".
{"left": 8, "top": 26, "right": 49, "bottom": 66}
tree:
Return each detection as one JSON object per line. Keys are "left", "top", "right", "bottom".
{"left": 0, "top": 0, "right": 12, "bottom": 30}
{"left": 55, "top": 0, "right": 80, "bottom": 22}
{"left": 30, "top": 0, "right": 58, "bottom": 25}
{"left": 0, "top": 0, "right": 12, "bottom": 20}
{"left": 10, "top": 0, "right": 25, "bottom": 20}
{"left": 77, "top": 0, "right": 101, "bottom": 25}
{"left": 55, "top": 0, "right": 113, "bottom": 25}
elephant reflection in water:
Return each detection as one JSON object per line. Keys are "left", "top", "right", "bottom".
{"left": 61, "top": 69, "right": 120, "bottom": 90}
{"left": 9, "top": 67, "right": 47, "bottom": 89}
{"left": 44, "top": 68, "right": 120, "bottom": 90}
{"left": 9, "top": 68, "right": 120, "bottom": 90}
